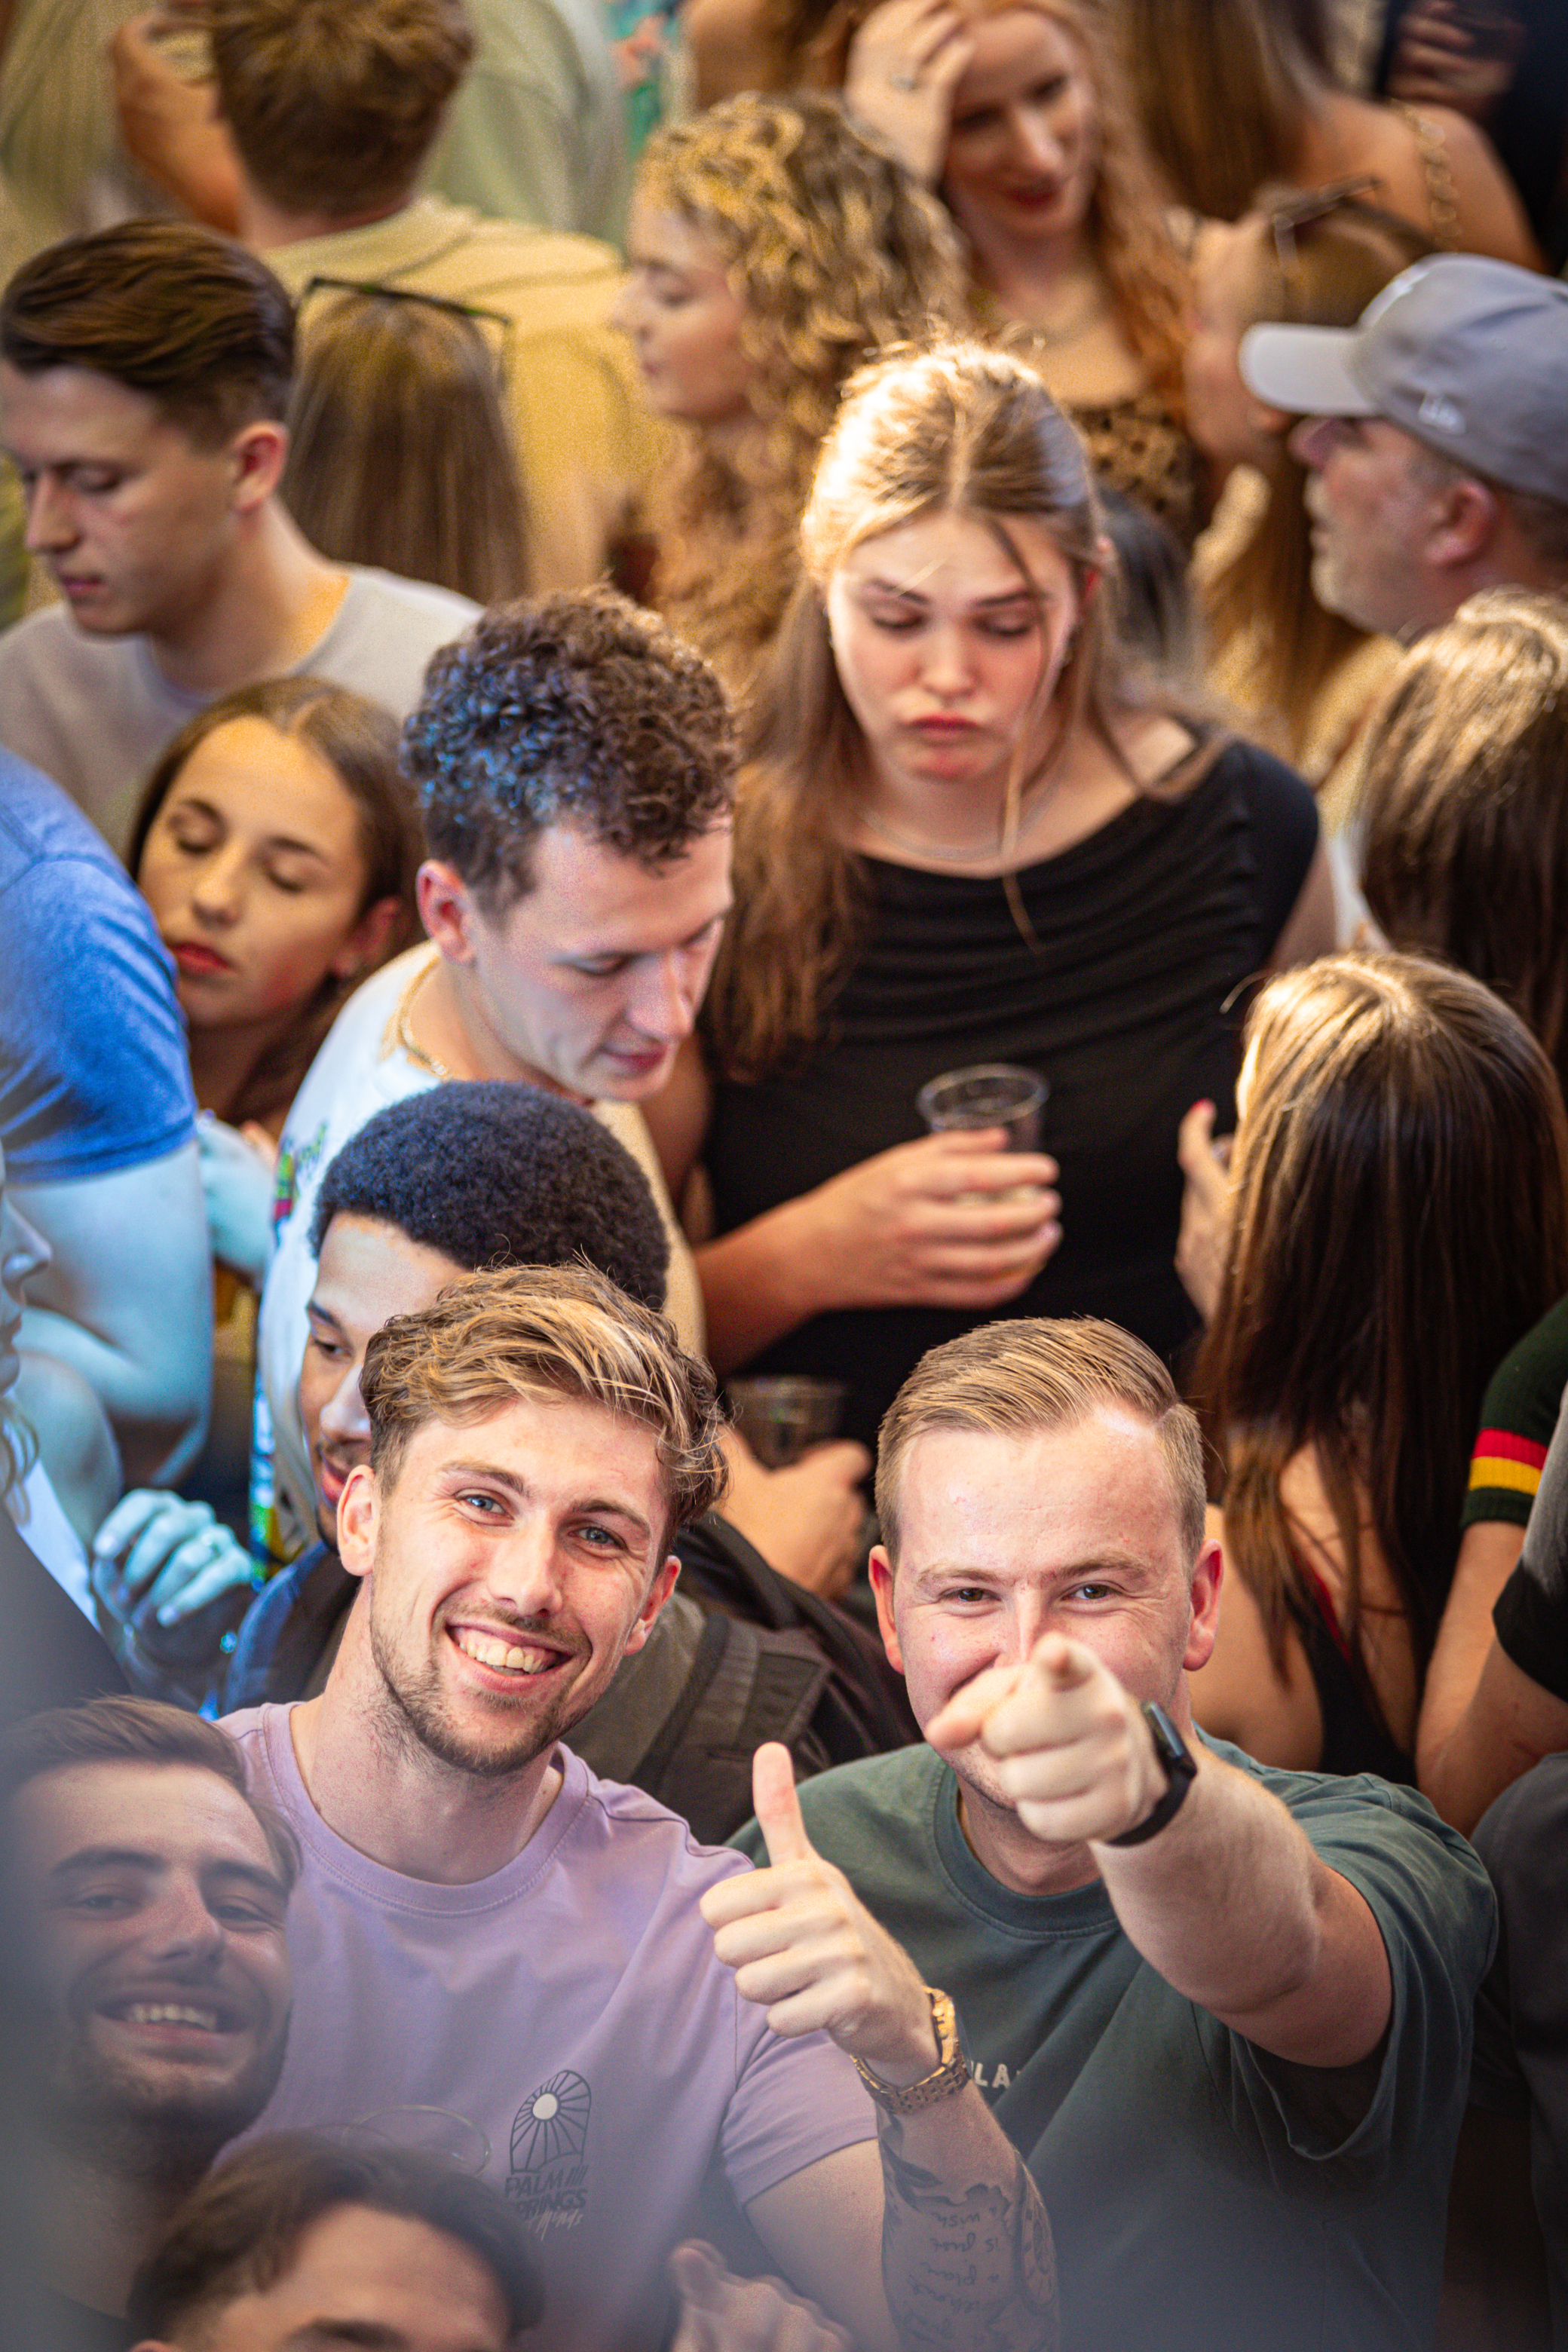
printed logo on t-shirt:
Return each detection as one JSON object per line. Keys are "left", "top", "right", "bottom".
{"left": 972, "top": 2059, "right": 1014, "bottom": 2096}
{"left": 505, "top": 2070, "right": 591, "bottom": 2234}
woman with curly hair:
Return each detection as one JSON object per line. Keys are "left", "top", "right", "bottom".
{"left": 760, "top": 0, "right": 1202, "bottom": 544}
{"left": 1188, "top": 952, "right": 1568, "bottom": 1778}
{"left": 649, "top": 341, "right": 1334, "bottom": 1463}
{"left": 616, "top": 91, "right": 965, "bottom": 690}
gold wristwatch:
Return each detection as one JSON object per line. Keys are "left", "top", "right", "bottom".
{"left": 853, "top": 1989, "right": 970, "bottom": 2114}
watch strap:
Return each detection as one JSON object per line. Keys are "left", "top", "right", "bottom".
{"left": 1104, "top": 1700, "right": 1198, "bottom": 1848}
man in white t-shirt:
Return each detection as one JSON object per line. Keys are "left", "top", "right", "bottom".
{"left": 256, "top": 592, "right": 869, "bottom": 1589}
{"left": 226, "top": 1261, "right": 1057, "bottom": 2352}
{"left": 0, "top": 218, "right": 476, "bottom": 856}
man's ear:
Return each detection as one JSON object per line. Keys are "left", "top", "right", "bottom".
{"left": 1183, "top": 1537, "right": 1223, "bottom": 1674}
{"left": 869, "top": 1545, "right": 904, "bottom": 1676}
{"left": 228, "top": 418, "right": 288, "bottom": 513}
{"left": 336, "top": 1462, "right": 379, "bottom": 1582}
{"left": 1427, "top": 474, "right": 1499, "bottom": 572}
{"left": 416, "top": 859, "right": 480, "bottom": 966}
{"left": 624, "top": 1554, "right": 681, "bottom": 1656}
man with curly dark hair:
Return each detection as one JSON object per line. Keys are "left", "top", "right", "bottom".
{"left": 247, "top": 589, "right": 739, "bottom": 1566}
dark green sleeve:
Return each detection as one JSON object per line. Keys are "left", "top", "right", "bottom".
{"left": 1462, "top": 1294, "right": 1568, "bottom": 1531}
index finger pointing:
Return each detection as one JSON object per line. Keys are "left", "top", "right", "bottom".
{"left": 752, "top": 1741, "right": 813, "bottom": 1869}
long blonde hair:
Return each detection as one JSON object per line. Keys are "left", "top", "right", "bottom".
{"left": 775, "top": 0, "right": 1190, "bottom": 400}
{"left": 706, "top": 340, "right": 1171, "bottom": 1079}
{"left": 639, "top": 93, "right": 966, "bottom": 689}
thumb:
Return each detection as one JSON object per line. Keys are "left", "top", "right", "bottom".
{"left": 1176, "top": 1099, "right": 1215, "bottom": 1177}
{"left": 753, "top": 1741, "right": 813, "bottom": 1868}
{"left": 669, "top": 2239, "right": 724, "bottom": 2311}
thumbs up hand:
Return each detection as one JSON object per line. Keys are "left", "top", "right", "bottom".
{"left": 926, "top": 1634, "right": 1169, "bottom": 1849}
{"left": 700, "top": 1743, "right": 939, "bottom": 2085}
{"left": 669, "top": 2240, "right": 854, "bottom": 2351}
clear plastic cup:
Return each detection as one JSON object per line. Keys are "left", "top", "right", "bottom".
{"left": 917, "top": 1064, "right": 1048, "bottom": 1202}
{"left": 917, "top": 1063, "right": 1047, "bottom": 1147}
{"left": 727, "top": 1375, "right": 847, "bottom": 1468}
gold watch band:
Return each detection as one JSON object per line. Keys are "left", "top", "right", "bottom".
{"left": 853, "top": 1988, "right": 971, "bottom": 2115}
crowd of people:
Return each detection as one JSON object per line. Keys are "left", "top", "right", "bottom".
{"left": 3, "top": 0, "right": 1568, "bottom": 2346}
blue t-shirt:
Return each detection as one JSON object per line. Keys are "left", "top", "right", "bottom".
{"left": 0, "top": 752, "right": 194, "bottom": 1183}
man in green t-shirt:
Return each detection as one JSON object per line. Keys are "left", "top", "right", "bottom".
{"left": 733, "top": 1315, "right": 1496, "bottom": 2352}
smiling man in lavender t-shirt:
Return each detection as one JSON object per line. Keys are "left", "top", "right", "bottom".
{"left": 223, "top": 1263, "right": 1057, "bottom": 2352}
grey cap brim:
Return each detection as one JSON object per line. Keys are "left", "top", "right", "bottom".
{"left": 1239, "top": 323, "right": 1379, "bottom": 418}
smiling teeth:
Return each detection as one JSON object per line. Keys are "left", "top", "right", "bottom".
{"left": 454, "top": 1629, "right": 556, "bottom": 1674}
{"left": 122, "top": 2003, "right": 219, "bottom": 2029}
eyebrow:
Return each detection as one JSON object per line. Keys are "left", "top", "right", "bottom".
{"left": 859, "top": 578, "right": 1041, "bottom": 609}
{"left": 556, "top": 903, "right": 733, "bottom": 960}
{"left": 50, "top": 1847, "right": 287, "bottom": 1898}
{"left": 167, "top": 795, "right": 335, "bottom": 864}
{"left": 442, "top": 1459, "right": 654, "bottom": 1542}
{"left": 911, "top": 1550, "right": 1155, "bottom": 1588}
{"left": 283, "top": 2325, "right": 411, "bottom": 2349}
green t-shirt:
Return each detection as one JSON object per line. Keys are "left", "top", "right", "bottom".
{"left": 1462, "top": 1290, "right": 1568, "bottom": 1530}
{"left": 733, "top": 1737, "right": 1494, "bottom": 2352}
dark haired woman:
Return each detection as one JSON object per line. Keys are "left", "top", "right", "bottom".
{"left": 1189, "top": 951, "right": 1568, "bottom": 1778}
{"left": 132, "top": 675, "right": 421, "bottom": 1141}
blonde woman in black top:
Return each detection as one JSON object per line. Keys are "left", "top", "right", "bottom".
{"left": 648, "top": 341, "right": 1336, "bottom": 1453}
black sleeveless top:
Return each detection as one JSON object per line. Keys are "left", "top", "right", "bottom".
{"left": 1286, "top": 1568, "right": 1413, "bottom": 1785}
{"left": 707, "top": 740, "right": 1318, "bottom": 1452}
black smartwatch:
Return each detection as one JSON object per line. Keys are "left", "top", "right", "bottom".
{"left": 1104, "top": 1701, "right": 1197, "bottom": 1848}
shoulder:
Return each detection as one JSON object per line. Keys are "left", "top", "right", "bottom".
{"left": 1208, "top": 1734, "right": 1494, "bottom": 1945}
{"left": 567, "top": 1753, "right": 766, "bottom": 1905}
{"left": 0, "top": 600, "right": 87, "bottom": 679}
{"left": 1474, "top": 1753, "right": 1568, "bottom": 1885}
{"left": 0, "top": 751, "right": 118, "bottom": 881}
{"left": 1205, "top": 733, "right": 1319, "bottom": 830}
{"left": 1475, "top": 1293, "right": 1568, "bottom": 1450}
{"left": 733, "top": 1747, "right": 945, "bottom": 1869}
{"left": 338, "top": 566, "right": 480, "bottom": 634}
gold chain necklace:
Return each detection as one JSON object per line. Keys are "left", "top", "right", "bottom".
{"left": 391, "top": 956, "right": 460, "bottom": 1081}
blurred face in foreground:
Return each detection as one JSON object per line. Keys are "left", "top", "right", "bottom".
{"left": 9, "top": 1759, "right": 291, "bottom": 2158}
{"left": 131, "top": 2202, "right": 513, "bottom": 2352}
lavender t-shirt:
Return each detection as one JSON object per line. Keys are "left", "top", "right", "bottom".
{"left": 225, "top": 1707, "right": 877, "bottom": 2350}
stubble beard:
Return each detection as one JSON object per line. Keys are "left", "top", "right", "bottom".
{"left": 367, "top": 1606, "right": 589, "bottom": 1784}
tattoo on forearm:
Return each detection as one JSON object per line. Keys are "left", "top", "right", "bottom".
{"left": 878, "top": 2121, "right": 1058, "bottom": 2351}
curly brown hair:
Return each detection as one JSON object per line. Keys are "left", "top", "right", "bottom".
{"left": 770, "top": 0, "right": 1190, "bottom": 400}
{"left": 360, "top": 1263, "right": 729, "bottom": 1534}
{"left": 636, "top": 93, "right": 966, "bottom": 689}
{"left": 403, "top": 590, "right": 736, "bottom": 914}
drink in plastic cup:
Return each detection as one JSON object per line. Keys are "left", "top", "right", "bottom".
{"left": 917, "top": 1063, "right": 1048, "bottom": 1203}
{"left": 918, "top": 1063, "right": 1046, "bottom": 1146}
{"left": 727, "top": 1375, "right": 847, "bottom": 1468}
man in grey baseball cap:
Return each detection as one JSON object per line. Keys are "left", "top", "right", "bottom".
{"left": 1240, "top": 256, "right": 1568, "bottom": 642}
